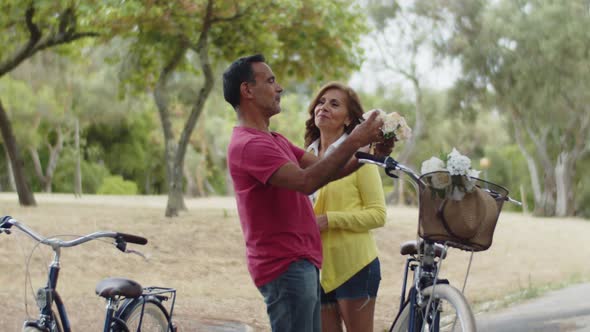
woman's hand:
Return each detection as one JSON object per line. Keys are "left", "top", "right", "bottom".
{"left": 317, "top": 214, "right": 329, "bottom": 231}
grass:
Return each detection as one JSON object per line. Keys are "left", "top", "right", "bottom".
{"left": 1, "top": 193, "right": 589, "bottom": 331}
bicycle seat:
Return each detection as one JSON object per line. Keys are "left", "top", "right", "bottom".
{"left": 95, "top": 277, "right": 143, "bottom": 299}
{"left": 400, "top": 240, "right": 447, "bottom": 259}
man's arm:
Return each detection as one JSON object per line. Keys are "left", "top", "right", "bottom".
{"left": 268, "top": 136, "right": 363, "bottom": 195}
{"left": 268, "top": 112, "right": 384, "bottom": 194}
{"left": 298, "top": 136, "right": 394, "bottom": 182}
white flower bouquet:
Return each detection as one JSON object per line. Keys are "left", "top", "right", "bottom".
{"left": 362, "top": 109, "right": 412, "bottom": 141}
{"left": 420, "top": 148, "right": 481, "bottom": 201}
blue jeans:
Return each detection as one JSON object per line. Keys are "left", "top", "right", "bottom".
{"left": 258, "top": 259, "right": 321, "bottom": 332}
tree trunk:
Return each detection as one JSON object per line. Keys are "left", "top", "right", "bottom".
{"left": 159, "top": 2, "right": 216, "bottom": 217}
{"left": 30, "top": 127, "right": 64, "bottom": 193}
{"left": 225, "top": 167, "right": 234, "bottom": 196}
{"left": 30, "top": 148, "right": 49, "bottom": 192}
{"left": 511, "top": 113, "right": 550, "bottom": 216}
{"left": 0, "top": 100, "right": 36, "bottom": 205}
{"left": 197, "top": 121, "right": 209, "bottom": 197}
{"left": 153, "top": 39, "right": 189, "bottom": 217}
{"left": 74, "top": 118, "right": 82, "bottom": 197}
{"left": 4, "top": 147, "right": 16, "bottom": 192}
{"left": 165, "top": 149, "right": 187, "bottom": 216}
{"left": 554, "top": 151, "right": 575, "bottom": 217}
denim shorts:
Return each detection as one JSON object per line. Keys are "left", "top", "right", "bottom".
{"left": 321, "top": 258, "right": 381, "bottom": 304}
{"left": 258, "top": 259, "right": 321, "bottom": 332}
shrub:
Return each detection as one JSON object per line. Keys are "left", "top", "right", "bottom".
{"left": 97, "top": 175, "right": 138, "bottom": 195}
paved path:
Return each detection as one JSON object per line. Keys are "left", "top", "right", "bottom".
{"left": 477, "top": 283, "right": 590, "bottom": 332}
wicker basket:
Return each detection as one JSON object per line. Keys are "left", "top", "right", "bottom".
{"left": 418, "top": 172, "right": 509, "bottom": 252}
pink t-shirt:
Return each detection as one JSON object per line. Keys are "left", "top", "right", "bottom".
{"left": 227, "top": 126, "right": 322, "bottom": 287}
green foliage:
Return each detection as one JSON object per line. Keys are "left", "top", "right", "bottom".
{"left": 424, "top": 0, "right": 590, "bottom": 216}
{"left": 116, "top": 0, "right": 368, "bottom": 93}
{"left": 97, "top": 175, "right": 138, "bottom": 195}
{"left": 485, "top": 144, "right": 532, "bottom": 212}
{"left": 52, "top": 149, "right": 111, "bottom": 194}
{"left": 83, "top": 110, "right": 165, "bottom": 194}
{"left": 0, "top": 0, "right": 138, "bottom": 72}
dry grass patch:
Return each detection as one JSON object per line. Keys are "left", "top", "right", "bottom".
{"left": 1, "top": 194, "right": 589, "bottom": 331}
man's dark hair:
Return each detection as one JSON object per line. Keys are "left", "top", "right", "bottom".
{"left": 222, "top": 54, "right": 266, "bottom": 109}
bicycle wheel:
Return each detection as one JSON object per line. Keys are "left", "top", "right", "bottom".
{"left": 390, "top": 284, "right": 476, "bottom": 332}
{"left": 118, "top": 298, "right": 171, "bottom": 332}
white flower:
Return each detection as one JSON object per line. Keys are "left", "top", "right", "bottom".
{"left": 446, "top": 148, "right": 471, "bottom": 176}
{"left": 382, "top": 113, "right": 399, "bottom": 133}
{"left": 363, "top": 109, "right": 412, "bottom": 141}
{"left": 395, "top": 116, "right": 413, "bottom": 140}
{"left": 420, "top": 148, "right": 483, "bottom": 198}
{"left": 421, "top": 157, "right": 445, "bottom": 174}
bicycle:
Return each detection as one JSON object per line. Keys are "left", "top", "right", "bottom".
{"left": 0, "top": 215, "right": 177, "bottom": 332}
{"left": 355, "top": 152, "right": 521, "bottom": 332}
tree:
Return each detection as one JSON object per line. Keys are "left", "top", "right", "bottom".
{"left": 427, "top": 0, "right": 590, "bottom": 216}
{"left": 0, "top": 1, "right": 108, "bottom": 204}
{"left": 117, "top": 0, "right": 367, "bottom": 216}
{"left": 0, "top": 74, "right": 67, "bottom": 193}
{"left": 364, "top": 1, "right": 454, "bottom": 204}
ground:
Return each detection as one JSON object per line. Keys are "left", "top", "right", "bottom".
{"left": 0, "top": 193, "right": 589, "bottom": 331}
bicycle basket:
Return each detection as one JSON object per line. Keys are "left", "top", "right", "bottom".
{"left": 418, "top": 171, "right": 509, "bottom": 251}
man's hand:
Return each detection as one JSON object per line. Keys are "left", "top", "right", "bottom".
{"left": 374, "top": 136, "right": 396, "bottom": 158}
{"left": 348, "top": 111, "right": 384, "bottom": 148}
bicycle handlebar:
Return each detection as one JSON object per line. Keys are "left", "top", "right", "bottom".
{"left": 355, "top": 152, "right": 425, "bottom": 188}
{"left": 0, "top": 216, "right": 148, "bottom": 249}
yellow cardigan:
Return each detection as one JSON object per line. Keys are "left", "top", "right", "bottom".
{"left": 314, "top": 163, "right": 386, "bottom": 293}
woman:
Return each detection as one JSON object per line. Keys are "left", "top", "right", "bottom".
{"left": 304, "top": 82, "right": 389, "bottom": 332}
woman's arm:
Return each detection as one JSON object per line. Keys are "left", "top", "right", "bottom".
{"left": 322, "top": 165, "right": 387, "bottom": 232}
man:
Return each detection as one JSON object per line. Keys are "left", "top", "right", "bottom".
{"left": 222, "top": 54, "right": 391, "bottom": 331}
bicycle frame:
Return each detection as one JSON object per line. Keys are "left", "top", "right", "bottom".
{"left": 24, "top": 252, "right": 135, "bottom": 332}
{"left": 394, "top": 241, "right": 448, "bottom": 331}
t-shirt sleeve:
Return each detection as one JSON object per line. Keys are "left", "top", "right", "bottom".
{"left": 290, "top": 141, "right": 305, "bottom": 161}
{"left": 241, "top": 136, "right": 294, "bottom": 184}
{"left": 275, "top": 132, "right": 305, "bottom": 161}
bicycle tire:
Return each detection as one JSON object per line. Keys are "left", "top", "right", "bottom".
{"left": 117, "top": 297, "right": 171, "bottom": 332}
{"left": 390, "top": 284, "right": 476, "bottom": 332}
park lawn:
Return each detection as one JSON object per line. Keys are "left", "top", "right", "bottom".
{"left": 0, "top": 193, "right": 589, "bottom": 331}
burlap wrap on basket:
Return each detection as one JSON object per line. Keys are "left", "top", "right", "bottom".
{"left": 418, "top": 175, "right": 507, "bottom": 251}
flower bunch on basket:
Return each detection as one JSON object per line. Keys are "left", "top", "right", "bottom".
{"left": 420, "top": 148, "right": 481, "bottom": 201}
{"left": 362, "top": 109, "right": 412, "bottom": 141}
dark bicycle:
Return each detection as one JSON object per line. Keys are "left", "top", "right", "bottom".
{"left": 355, "top": 152, "right": 521, "bottom": 332}
{"left": 0, "top": 215, "right": 177, "bottom": 332}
